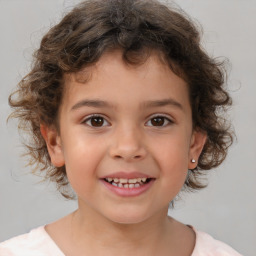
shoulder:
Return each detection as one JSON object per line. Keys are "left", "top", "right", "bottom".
{"left": 0, "top": 226, "right": 64, "bottom": 256}
{"left": 192, "top": 228, "right": 243, "bottom": 256}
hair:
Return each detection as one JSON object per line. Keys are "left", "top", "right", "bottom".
{"left": 9, "top": 0, "right": 233, "bottom": 198}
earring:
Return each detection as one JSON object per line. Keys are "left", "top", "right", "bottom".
{"left": 191, "top": 159, "right": 196, "bottom": 163}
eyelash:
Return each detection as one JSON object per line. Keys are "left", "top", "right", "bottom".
{"left": 82, "top": 114, "right": 110, "bottom": 127}
{"left": 145, "top": 114, "right": 173, "bottom": 127}
{"left": 82, "top": 114, "right": 173, "bottom": 128}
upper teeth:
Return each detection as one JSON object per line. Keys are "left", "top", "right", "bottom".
{"left": 106, "top": 177, "right": 147, "bottom": 184}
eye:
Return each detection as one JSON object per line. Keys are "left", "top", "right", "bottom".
{"left": 83, "top": 115, "right": 109, "bottom": 127}
{"left": 146, "top": 115, "right": 173, "bottom": 127}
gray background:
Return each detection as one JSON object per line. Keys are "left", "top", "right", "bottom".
{"left": 0, "top": 1, "right": 255, "bottom": 255}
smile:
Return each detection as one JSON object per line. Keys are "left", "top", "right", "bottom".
{"left": 104, "top": 177, "right": 151, "bottom": 188}
{"left": 101, "top": 176, "right": 155, "bottom": 197}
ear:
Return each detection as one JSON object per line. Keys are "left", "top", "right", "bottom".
{"left": 188, "top": 129, "right": 207, "bottom": 170}
{"left": 40, "top": 124, "right": 65, "bottom": 167}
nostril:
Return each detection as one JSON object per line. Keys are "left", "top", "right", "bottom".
{"left": 114, "top": 154, "right": 143, "bottom": 160}
{"left": 110, "top": 144, "right": 147, "bottom": 161}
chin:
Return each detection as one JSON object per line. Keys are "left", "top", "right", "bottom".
{"left": 104, "top": 208, "right": 152, "bottom": 225}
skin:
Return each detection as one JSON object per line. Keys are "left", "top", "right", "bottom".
{"left": 41, "top": 50, "right": 206, "bottom": 256}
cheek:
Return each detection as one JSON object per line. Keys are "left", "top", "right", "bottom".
{"left": 159, "top": 156, "right": 188, "bottom": 199}
{"left": 153, "top": 134, "right": 190, "bottom": 167}
{"left": 152, "top": 136, "right": 190, "bottom": 187}
{"left": 62, "top": 137, "right": 106, "bottom": 190}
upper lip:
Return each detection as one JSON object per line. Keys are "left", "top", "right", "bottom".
{"left": 100, "top": 172, "right": 154, "bottom": 179}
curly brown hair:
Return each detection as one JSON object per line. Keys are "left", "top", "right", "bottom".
{"left": 9, "top": 0, "right": 233, "bottom": 198}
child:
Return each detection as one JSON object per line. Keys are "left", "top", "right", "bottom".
{"left": 0, "top": 0, "right": 242, "bottom": 255}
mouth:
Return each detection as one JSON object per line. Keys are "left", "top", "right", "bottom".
{"left": 103, "top": 177, "right": 152, "bottom": 188}
{"left": 101, "top": 175, "right": 155, "bottom": 197}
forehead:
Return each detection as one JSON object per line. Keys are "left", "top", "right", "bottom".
{"left": 61, "top": 50, "right": 190, "bottom": 111}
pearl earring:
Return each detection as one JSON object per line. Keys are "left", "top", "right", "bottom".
{"left": 191, "top": 159, "right": 196, "bottom": 163}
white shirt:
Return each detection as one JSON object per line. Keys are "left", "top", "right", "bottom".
{"left": 0, "top": 226, "right": 243, "bottom": 255}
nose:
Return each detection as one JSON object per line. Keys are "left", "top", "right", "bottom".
{"left": 109, "top": 125, "right": 147, "bottom": 161}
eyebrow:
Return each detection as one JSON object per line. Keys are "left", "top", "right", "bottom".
{"left": 70, "top": 98, "right": 183, "bottom": 111}
{"left": 71, "top": 99, "right": 113, "bottom": 111}
{"left": 141, "top": 98, "right": 183, "bottom": 110}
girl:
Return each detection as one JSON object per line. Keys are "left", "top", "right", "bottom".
{"left": 0, "top": 0, "right": 242, "bottom": 255}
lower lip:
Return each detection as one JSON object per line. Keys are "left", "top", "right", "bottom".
{"left": 101, "top": 179, "right": 155, "bottom": 197}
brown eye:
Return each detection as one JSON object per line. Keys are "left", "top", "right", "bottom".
{"left": 91, "top": 117, "right": 104, "bottom": 127}
{"left": 146, "top": 115, "right": 172, "bottom": 127}
{"left": 151, "top": 117, "right": 165, "bottom": 126}
{"left": 84, "top": 116, "right": 109, "bottom": 127}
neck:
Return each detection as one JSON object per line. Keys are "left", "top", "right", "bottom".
{"left": 46, "top": 200, "right": 195, "bottom": 256}
{"left": 69, "top": 200, "right": 173, "bottom": 255}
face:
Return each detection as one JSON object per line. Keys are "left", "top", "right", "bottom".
{"left": 43, "top": 50, "right": 206, "bottom": 224}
